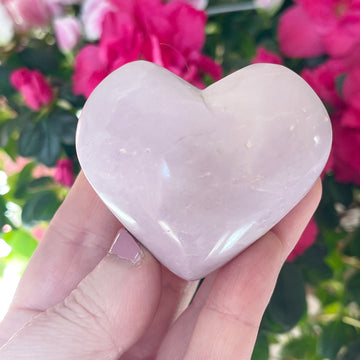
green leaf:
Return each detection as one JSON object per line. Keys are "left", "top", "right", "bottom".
{"left": 48, "top": 109, "right": 78, "bottom": 145}
{"left": 0, "top": 120, "right": 19, "bottom": 149}
{"left": 316, "top": 282, "right": 344, "bottom": 308}
{"left": 0, "top": 257, "right": 6, "bottom": 278}
{"left": 21, "top": 190, "right": 60, "bottom": 226}
{"left": 325, "top": 249, "right": 346, "bottom": 274}
{"left": 13, "top": 162, "right": 36, "bottom": 199}
{"left": 36, "top": 120, "right": 61, "bottom": 167}
{"left": 18, "top": 121, "right": 44, "bottom": 158}
{"left": 58, "top": 84, "right": 85, "bottom": 107}
{"left": 4, "top": 136, "right": 18, "bottom": 161}
{"left": 18, "top": 43, "right": 62, "bottom": 74}
{"left": 315, "top": 201, "right": 339, "bottom": 229}
{"left": 251, "top": 332, "right": 269, "bottom": 360}
{"left": 346, "top": 271, "right": 360, "bottom": 303}
{"left": 322, "top": 174, "right": 353, "bottom": 206}
{"left": 297, "top": 239, "right": 333, "bottom": 285}
{"left": 323, "top": 229, "right": 347, "bottom": 253}
{"left": 336, "top": 74, "right": 346, "bottom": 99}
{"left": 0, "top": 122, "right": 9, "bottom": 148}
{"left": 281, "top": 335, "right": 321, "bottom": 360}
{"left": 2, "top": 229, "right": 38, "bottom": 258}
{"left": 18, "top": 118, "right": 62, "bottom": 166}
{"left": 344, "top": 226, "right": 360, "bottom": 257}
{"left": 317, "top": 321, "right": 357, "bottom": 359}
{"left": 0, "top": 196, "right": 8, "bottom": 228}
{"left": 27, "top": 177, "right": 54, "bottom": 191}
{"left": 338, "top": 339, "right": 360, "bottom": 360}
{"left": 262, "top": 263, "right": 306, "bottom": 333}
{"left": 315, "top": 175, "right": 353, "bottom": 230}
{"left": 0, "top": 65, "right": 15, "bottom": 97}
{"left": 2, "top": 110, "right": 34, "bottom": 156}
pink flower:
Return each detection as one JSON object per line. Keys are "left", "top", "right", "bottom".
{"left": 342, "top": 67, "right": 360, "bottom": 112}
{"left": 301, "top": 59, "right": 346, "bottom": 109}
{"left": 31, "top": 225, "right": 47, "bottom": 241}
{"left": 73, "top": 0, "right": 221, "bottom": 97}
{"left": 73, "top": 45, "right": 111, "bottom": 98}
{"left": 287, "top": 218, "right": 318, "bottom": 261}
{"left": 298, "top": 0, "right": 360, "bottom": 57}
{"left": 54, "top": 159, "right": 74, "bottom": 187}
{"left": 0, "top": 153, "right": 56, "bottom": 177}
{"left": 54, "top": 16, "right": 81, "bottom": 52}
{"left": 2, "top": 155, "right": 30, "bottom": 176}
{"left": 278, "top": 1, "right": 360, "bottom": 58}
{"left": 251, "top": 47, "right": 283, "bottom": 65}
{"left": 98, "top": 10, "right": 143, "bottom": 73}
{"left": 327, "top": 69, "right": 360, "bottom": 185}
{"left": 80, "top": 0, "right": 115, "bottom": 40}
{"left": 2, "top": 0, "right": 55, "bottom": 30}
{"left": 278, "top": 4, "right": 326, "bottom": 58}
{"left": 332, "top": 121, "right": 360, "bottom": 184}
{"left": 341, "top": 42, "right": 360, "bottom": 70}
{"left": 10, "top": 68, "right": 53, "bottom": 111}
{"left": 33, "top": 164, "right": 56, "bottom": 178}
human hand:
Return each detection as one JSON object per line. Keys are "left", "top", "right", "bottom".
{"left": 0, "top": 172, "right": 321, "bottom": 359}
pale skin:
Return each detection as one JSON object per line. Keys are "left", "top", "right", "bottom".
{"left": 0, "top": 172, "right": 322, "bottom": 359}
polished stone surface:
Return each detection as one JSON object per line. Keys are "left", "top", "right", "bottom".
{"left": 76, "top": 61, "right": 332, "bottom": 280}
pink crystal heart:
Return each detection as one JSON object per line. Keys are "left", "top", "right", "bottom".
{"left": 76, "top": 61, "right": 332, "bottom": 280}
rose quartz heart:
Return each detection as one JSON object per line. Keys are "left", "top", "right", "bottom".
{"left": 76, "top": 61, "right": 332, "bottom": 280}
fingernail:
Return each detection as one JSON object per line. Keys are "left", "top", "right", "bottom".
{"left": 109, "top": 228, "right": 141, "bottom": 263}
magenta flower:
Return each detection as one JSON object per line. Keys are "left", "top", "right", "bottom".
{"left": 251, "top": 47, "right": 283, "bottom": 65}
{"left": 300, "top": 0, "right": 360, "bottom": 57}
{"left": 300, "top": 57, "right": 360, "bottom": 185}
{"left": 330, "top": 68, "right": 360, "bottom": 185}
{"left": 3, "top": 0, "right": 55, "bottom": 30}
{"left": 287, "top": 218, "right": 318, "bottom": 261}
{"left": 54, "top": 159, "right": 75, "bottom": 187}
{"left": 333, "top": 121, "right": 360, "bottom": 185}
{"left": 278, "top": 4, "right": 325, "bottom": 58}
{"left": 278, "top": 0, "right": 360, "bottom": 58}
{"left": 73, "top": 0, "right": 222, "bottom": 98}
{"left": 301, "top": 59, "right": 346, "bottom": 109}
{"left": 10, "top": 68, "right": 53, "bottom": 111}
{"left": 81, "top": 0, "right": 115, "bottom": 40}
{"left": 54, "top": 16, "right": 81, "bottom": 52}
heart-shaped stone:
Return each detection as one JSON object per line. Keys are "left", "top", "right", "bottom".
{"left": 76, "top": 61, "right": 332, "bottom": 280}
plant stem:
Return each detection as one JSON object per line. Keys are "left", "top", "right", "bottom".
{"left": 207, "top": 1, "right": 258, "bottom": 16}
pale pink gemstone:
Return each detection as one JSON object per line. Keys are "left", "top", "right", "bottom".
{"left": 76, "top": 61, "right": 332, "bottom": 280}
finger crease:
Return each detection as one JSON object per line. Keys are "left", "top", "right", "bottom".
{"left": 202, "top": 302, "right": 259, "bottom": 331}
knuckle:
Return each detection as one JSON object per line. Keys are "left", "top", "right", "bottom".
{"left": 47, "top": 278, "right": 122, "bottom": 356}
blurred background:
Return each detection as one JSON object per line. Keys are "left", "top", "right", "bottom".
{"left": 0, "top": 0, "right": 360, "bottom": 358}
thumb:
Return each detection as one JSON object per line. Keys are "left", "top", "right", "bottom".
{"left": 0, "top": 229, "right": 162, "bottom": 360}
